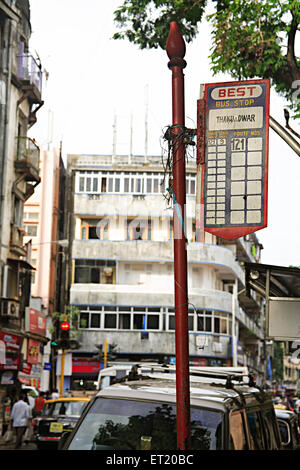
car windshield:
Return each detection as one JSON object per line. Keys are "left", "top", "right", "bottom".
{"left": 43, "top": 401, "right": 87, "bottom": 417}
{"left": 68, "top": 398, "right": 223, "bottom": 450}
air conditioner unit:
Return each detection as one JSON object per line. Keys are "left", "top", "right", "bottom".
{"left": 0, "top": 299, "right": 20, "bottom": 318}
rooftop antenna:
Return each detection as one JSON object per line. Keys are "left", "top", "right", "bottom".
{"left": 112, "top": 112, "right": 117, "bottom": 163}
{"left": 144, "top": 84, "right": 149, "bottom": 162}
{"left": 129, "top": 113, "right": 133, "bottom": 164}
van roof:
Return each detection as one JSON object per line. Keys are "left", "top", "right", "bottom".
{"left": 97, "top": 371, "right": 269, "bottom": 412}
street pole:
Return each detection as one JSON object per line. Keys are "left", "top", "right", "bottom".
{"left": 232, "top": 280, "right": 238, "bottom": 367}
{"left": 104, "top": 338, "right": 107, "bottom": 369}
{"left": 60, "top": 349, "right": 65, "bottom": 397}
{"left": 166, "top": 22, "right": 191, "bottom": 450}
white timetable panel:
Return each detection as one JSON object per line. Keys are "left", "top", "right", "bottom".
{"left": 199, "top": 79, "right": 270, "bottom": 240}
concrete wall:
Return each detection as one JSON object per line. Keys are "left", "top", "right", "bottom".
{"left": 78, "top": 329, "right": 231, "bottom": 358}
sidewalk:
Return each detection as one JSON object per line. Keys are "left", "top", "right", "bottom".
{"left": 0, "top": 438, "right": 37, "bottom": 451}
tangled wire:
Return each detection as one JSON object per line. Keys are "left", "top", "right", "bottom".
{"left": 160, "top": 124, "right": 196, "bottom": 208}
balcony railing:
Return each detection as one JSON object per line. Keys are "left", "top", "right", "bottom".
{"left": 10, "top": 224, "right": 26, "bottom": 257}
{"left": 17, "top": 53, "right": 42, "bottom": 95}
{"left": 16, "top": 136, "right": 39, "bottom": 167}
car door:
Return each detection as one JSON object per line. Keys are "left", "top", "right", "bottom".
{"left": 229, "top": 410, "right": 248, "bottom": 450}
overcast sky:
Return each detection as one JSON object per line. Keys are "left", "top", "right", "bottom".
{"left": 28, "top": 0, "right": 300, "bottom": 268}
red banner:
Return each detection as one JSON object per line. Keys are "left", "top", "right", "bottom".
{"left": 28, "top": 308, "right": 46, "bottom": 336}
{"left": 0, "top": 331, "right": 21, "bottom": 371}
{"left": 0, "top": 331, "right": 21, "bottom": 352}
{"left": 27, "top": 339, "right": 39, "bottom": 364}
{"left": 72, "top": 359, "right": 100, "bottom": 374}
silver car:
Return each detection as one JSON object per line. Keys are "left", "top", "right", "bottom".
{"left": 60, "top": 367, "right": 281, "bottom": 450}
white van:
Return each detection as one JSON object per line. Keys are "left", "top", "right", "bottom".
{"left": 96, "top": 363, "right": 172, "bottom": 390}
{"left": 21, "top": 385, "right": 39, "bottom": 397}
{"left": 96, "top": 363, "right": 248, "bottom": 391}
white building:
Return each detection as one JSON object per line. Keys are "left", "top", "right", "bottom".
{"left": 66, "top": 153, "right": 266, "bottom": 385}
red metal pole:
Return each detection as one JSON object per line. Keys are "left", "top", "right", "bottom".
{"left": 166, "top": 22, "right": 191, "bottom": 450}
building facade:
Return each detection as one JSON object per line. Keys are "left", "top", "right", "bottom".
{"left": 0, "top": 0, "right": 46, "bottom": 410}
{"left": 23, "top": 146, "right": 66, "bottom": 391}
{"left": 65, "top": 152, "right": 266, "bottom": 389}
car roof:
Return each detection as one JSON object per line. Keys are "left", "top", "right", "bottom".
{"left": 96, "top": 372, "right": 269, "bottom": 411}
{"left": 45, "top": 397, "right": 90, "bottom": 404}
{"left": 275, "top": 408, "right": 296, "bottom": 419}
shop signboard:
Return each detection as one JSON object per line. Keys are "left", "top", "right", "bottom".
{"left": 0, "top": 331, "right": 21, "bottom": 371}
{"left": 27, "top": 338, "right": 39, "bottom": 364}
{"left": 72, "top": 358, "right": 100, "bottom": 374}
{"left": 26, "top": 308, "right": 46, "bottom": 336}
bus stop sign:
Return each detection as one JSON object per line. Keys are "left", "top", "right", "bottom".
{"left": 199, "top": 79, "right": 270, "bottom": 240}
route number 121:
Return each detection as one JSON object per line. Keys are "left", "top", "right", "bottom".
{"left": 231, "top": 138, "right": 246, "bottom": 151}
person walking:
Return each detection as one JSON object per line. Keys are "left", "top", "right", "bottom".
{"left": 10, "top": 393, "right": 30, "bottom": 449}
{"left": 33, "top": 391, "right": 46, "bottom": 417}
{"left": 51, "top": 389, "right": 59, "bottom": 399}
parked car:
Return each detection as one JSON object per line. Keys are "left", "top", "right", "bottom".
{"left": 60, "top": 367, "right": 281, "bottom": 450}
{"left": 21, "top": 385, "right": 39, "bottom": 398}
{"left": 275, "top": 407, "right": 300, "bottom": 450}
{"left": 32, "top": 396, "right": 90, "bottom": 450}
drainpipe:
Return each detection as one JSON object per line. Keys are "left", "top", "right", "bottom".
{"left": 0, "top": 18, "right": 13, "bottom": 295}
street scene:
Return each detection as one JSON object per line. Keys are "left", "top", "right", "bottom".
{"left": 0, "top": 0, "right": 300, "bottom": 454}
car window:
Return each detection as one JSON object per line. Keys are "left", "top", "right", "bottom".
{"left": 68, "top": 398, "right": 223, "bottom": 450}
{"left": 291, "top": 419, "right": 300, "bottom": 447}
{"left": 261, "top": 409, "right": 280, "bottom": 450}
{"left": 229, "top": 411, "right": 247, "bottom": 449}
{"left": 246, "top": 410, "right": 265, "bottom": 450}
{"left": 45, "top": 401, "right": 87, "bottom": 417}
{"left": 278, "top": 419, "right": 290, "bottom": 445}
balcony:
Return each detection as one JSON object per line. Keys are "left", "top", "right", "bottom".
{"left": 16, "top": 53, "right": 43, "bottom": 101}
{"left": 9, "top": 224, "right": 26, "bottom": 257}
{"left": 14, "top": 137, "right": 40, "bottom": 183}
{"left": 72, "top": 239, "right": 245, "bottom": 283}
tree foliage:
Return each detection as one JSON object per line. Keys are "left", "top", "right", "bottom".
{"left": 113, "top": 0, "right": 300, "bottom": 116}
{"left": 49, "top": 305, "right": 81, "bottom": 339}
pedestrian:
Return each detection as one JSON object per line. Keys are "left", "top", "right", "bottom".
{"left": 295, "top": 396, "right": 300, "bottom": 413}
{"left": 26, "top": 391, "right": 35, "bottom": 416}
{"left": 51, "top": 388, "right": 59, "bottom": 399}
{"left": 33, "top": 391, "right": 46, "bottom": 417}
{"left": 10, "top": 393, "right": 30, "bottom": 449}
{"left": 44, "top": 390, "right": 51, "bottom": 400}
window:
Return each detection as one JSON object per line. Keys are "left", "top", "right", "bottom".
{"left": 14, "top": 197, "right": 23, "bottom": 227}
{"left": 24, "top": 212, "right": 39, "bottom": 221}
{"left": 74, "top": 260, "right": 116, "bottom": 284}
{"left": 196, "top": 310, "right": 229, "bottom": 334}
{"left": 68, "top": 398, "right": 224, "bottom": 450}
{"left": 262, "top": 409, "right": 280, "bottom": 450}
{"left": 246, "top": 410, "right": 265, "bottom": 450}
{"left": 77, "top": 171, "right": 99, "bottom": 193}
{"left": 81, "top": 219, "right": 109, "bottom": 240}
{"left": 78, "top": 306, "right": 161, "bottom": 331}
{"left": 76, "top": 171, "right": 176, "bottom": 196}
{"left": 126, "top": 218, "right": 152, "bottom": 241}
{"left": 91, "top": 313, "right": 101, "bottom": 328}
{"left": 186, "top": 174, "right": 196, "bottom": 195}
{"left": 229, "top": 411, "right": 247, "bottom": 449}
{"left": 24, "top": 224, "right": 38, "bottom": 236}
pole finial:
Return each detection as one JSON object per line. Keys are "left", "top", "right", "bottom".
{"left": 166, "top": 22, "right": 186, "bottom": 69}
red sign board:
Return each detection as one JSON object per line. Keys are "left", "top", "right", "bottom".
{"left": 72, "top": 359, "right": 100, "bottom": 374}
{"left": 197, "top": 79, "right": 270, "bottom": 240}
{"left": 28, "top": 308, "right": 46, "bottom": 336}
{"left": 0, "top": 331, "right": 21, "bottom": 371}
{"left": 27, "top": 338, "right": 39, "bottom": 364}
